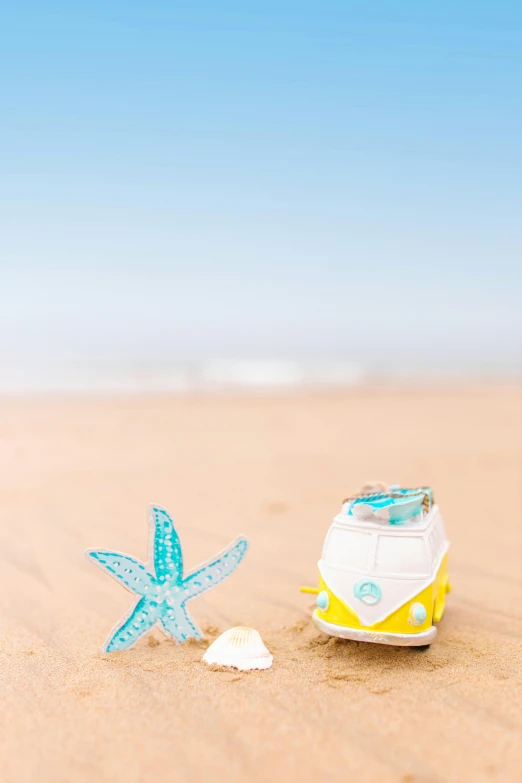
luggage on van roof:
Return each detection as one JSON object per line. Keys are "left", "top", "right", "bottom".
{"left": 342, "top": 484, "right": 433, "bottom": 526}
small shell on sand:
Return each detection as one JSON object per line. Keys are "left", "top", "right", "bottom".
{"left": 202, "top": 626, "right": 273, "bottom": 671}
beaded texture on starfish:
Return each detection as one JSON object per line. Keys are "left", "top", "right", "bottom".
{"left": 86, "top": 505, "right": 248, "bottom": 652}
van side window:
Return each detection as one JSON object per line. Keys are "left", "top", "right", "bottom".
{"left": 429, "top": 518, "right": 445, "bottom": 564}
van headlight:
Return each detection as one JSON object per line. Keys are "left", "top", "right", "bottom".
{"left": 408, "top": 602, "right": 427, "bottom": 626}
{"left": 316, "top": 591, "right": 329, "bottom": 611}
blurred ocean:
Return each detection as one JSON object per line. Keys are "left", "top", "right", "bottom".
{"left": 0, "top": 359, "right": 365, "bottom": 394}
{"left": 0, "top": 356, "right": 519, "bottom": 394}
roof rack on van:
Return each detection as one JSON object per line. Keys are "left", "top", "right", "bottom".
{"left": 342, "top": 483, "right": 433, "bottom": 525}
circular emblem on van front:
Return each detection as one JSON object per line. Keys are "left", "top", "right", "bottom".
{"left": 353, "top": 579, "right": 381, "bottom": 605}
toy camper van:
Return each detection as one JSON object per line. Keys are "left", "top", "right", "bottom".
{"left": 307, "top": 483, "right": 450, "bottom": 646}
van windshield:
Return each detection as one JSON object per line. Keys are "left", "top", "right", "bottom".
{"left": 323, "top": 528, "right": 371, "bottom": 570}
{"left": 373, "top": 535, "right": 429, "bottom": 576}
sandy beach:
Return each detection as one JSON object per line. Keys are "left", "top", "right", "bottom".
{"left": 0, "top": 386, "right": 521, "bottom": 783}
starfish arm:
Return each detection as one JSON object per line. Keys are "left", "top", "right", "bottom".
{"left": 159, "top": 602, "right": 203, "bottom": 643}
{"left": 103, "top": 597, "right": 160, "bottom": 652}
{"left": 182, "top": 536, "right": 248, "bottom": 600}
{"left": 86, "top": 550, "right": 157, "bottom": 596}
{"left": 148, "top": 505, "right": 184, "bottom": 584}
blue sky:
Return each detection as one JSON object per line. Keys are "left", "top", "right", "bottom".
{"left": 1, "top": 1, "right": 521, "bottom": 382}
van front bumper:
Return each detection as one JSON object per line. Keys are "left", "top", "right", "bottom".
{"left": 313, "top": 611, "right": 437, "bottom": 646}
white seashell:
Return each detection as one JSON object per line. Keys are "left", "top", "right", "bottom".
{"left": 352, "top": 503, "right": 375, "bottom": 520}
{"left": 373, "top": 506, "right": 390, "bottom": 522}
{"left": 202, "top": 626, "right": 273, "bottom": 671}
{"left": 352, "top": 503, "right": 391, "bottom": 523}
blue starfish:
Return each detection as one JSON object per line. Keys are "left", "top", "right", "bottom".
{"left": 86, "top": 505, "right": 248, "bottom": 652}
